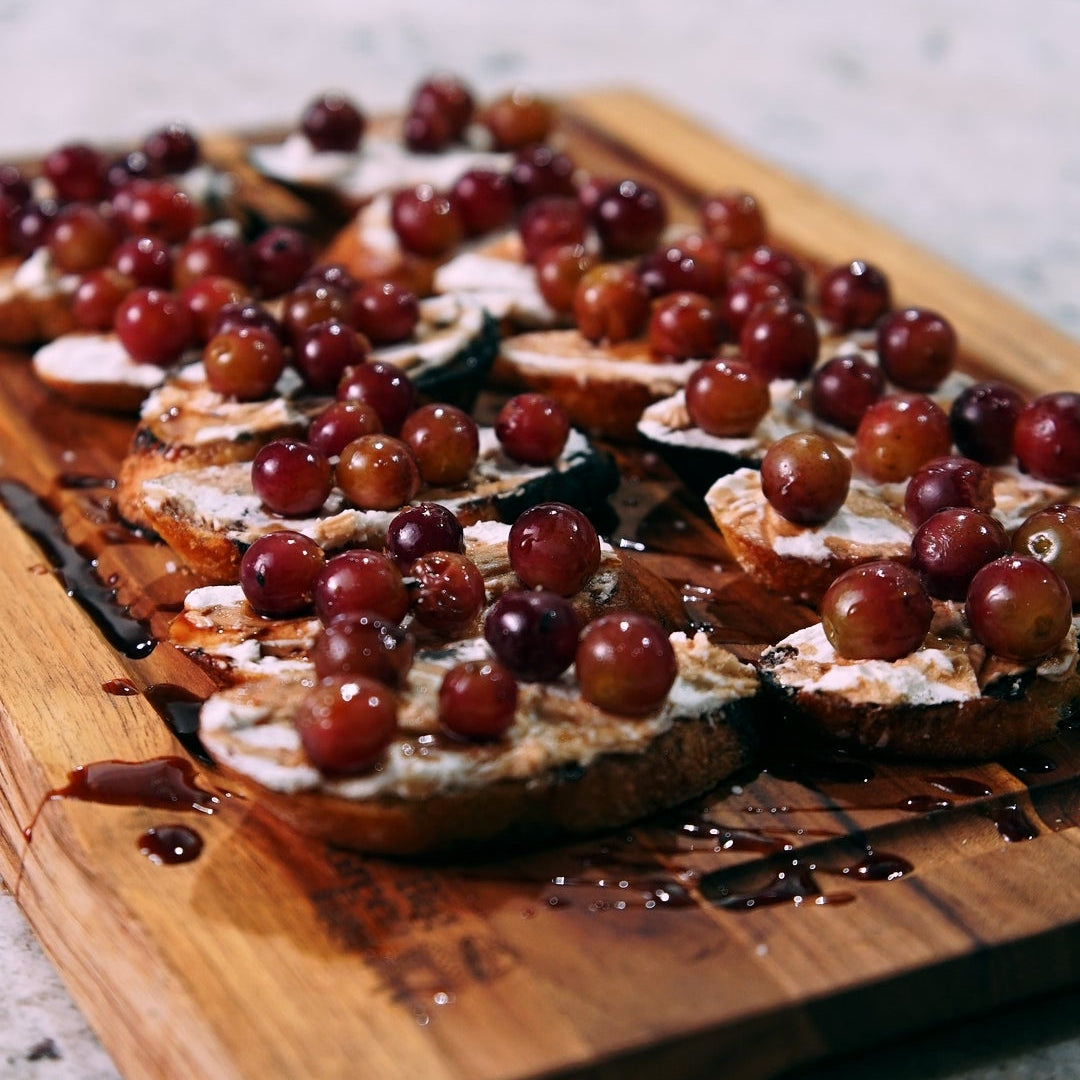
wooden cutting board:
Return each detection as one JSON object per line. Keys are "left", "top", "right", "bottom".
{"left": 3, "top": 90, "right": 1080, "bottom": 1080}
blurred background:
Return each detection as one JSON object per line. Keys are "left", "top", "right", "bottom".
{"left": 0, "top": 0, "right": 1076, "bottom": 340}
{"left": 1, "top": 2, "right": 1079, "bottom": 1077}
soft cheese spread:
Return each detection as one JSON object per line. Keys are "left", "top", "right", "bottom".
{"left": 198, "top": 630, "right": 759, "bottom": 800}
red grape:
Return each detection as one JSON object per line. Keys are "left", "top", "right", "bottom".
{"left": 573, "top": 263, "right": 649, "bottom": 343}
{"left": 308, "top": 401, "right": 383, "bottom": 459}
{"left": 1012, "top": 393, "right": 1080, "bottom": 485}
{"left": 810, "top": 352, "right": 885, "bottom": 432}
{"left": 903, "top": 455, "right": 993, "bottom": 526}
{"left": 312, "top": 613, "right": 414, "bottom": 686}
{"left": 1012, "top": 504, "right": 1080, "bottom": 603}
{"left": 112, "top": 234, "right": 173, "bottom": 288}
{"left": 818, "top": 260, "right": 891, "bottom": 330}
{"left": 518, "top": 196, "right": 588, "bottom": 264}
{"left": 72, "top": 268, "right": 135, "bottom": 331}
{"left": 739, "top": 296, "right": 819, "bottom": 381}
{"left": 408, "top": 550, "right": 485, "bottom": 632}
{"left": 314, "top": 549, "right": 410, "bottom": 624}
{"left": 877, "top": 307, "right": 956, "bottom": 391}
{"left": 508, "top": 144, "right": 576, "bottom": 204}
{"left": 351, "top": 280, "right": 419, "bottom": 346}
{"left": 114, "top": 286, "right": 194, "bottom": 366}
{"left": 336, "top": 360, "right": 417, "bottom": 434}
{"left": 47, "top": 204, "right": 117, "bottom": 274}
{"left": 451, "top": 169, "right": 514, "bottom": 236}
{"left": 647, "top": 291, "right": 722, "bottom": 361}
{"left": 761, "top": 432, "right": 852, "bottom": 525}
{"left": 481, "top": 89, "right": 554, "bottom": 150}
{"left": 483, "top": 590, "right": 580, "bottom": 681}
{"left": 534, "top": 244, "right": 597, "bottom": 314}
{"left": 142, "top": 122, "right": 201, "bottom": 174}
{"left": 733, "top": 245, "right": 807, "bottom": 299}
{"left": 400, "top": 403, "right": 479, "bottom": 485}
{"left": 638, "top": 233, "right": 727, "bottom": 299}
{"left": 173, "top": 231, "right": 251, "bottom": 290}
{"left": 949, "top": 381, "right": 1025, "bottom": 466}
{"left": 390, "top": 184, "right": 464, "bottom": 258}
{"left": 43, "top": 142, "right": 106, "bottom": 202}
{"left": 439, "top": 661, "right": 518, "bottom": 741}
{"left": 495, "top": 393, "right": 570, "bottom": 465}
{"left": 910, "top": 507, "right": 1009, "bottom": 600}
{"left": 508, "top": 502, "right": 601, "bottom": 595}
{"left": 300, "top": 93, "right": 365, "bottom": 152}
{"left": 821, "top": 561, "right": 932, "bottom": 660}
{"left": 684, "top": 357, "right": 770, "bottom": 437}
{"left": 385, "top": 503, "right": 465, "bottom": 567}
{"left": 336, "top": 434, "right": 421, "bottom": 510}
{"left": 575, "top": 613, "right": 677, "bottom": 716}
{"left": 701, "top": 189, "right": 766, "bottom": 250}
{"left": 250, "top": 226, "right": 314, "bottom": 297}
{"left": 966, "top": 555, "right": 1072, "bottom": 662}
{"left": 239, "top": 531, "right": 326, "bottom": 616}
{"left": 853, "top": 393, "right": 953, "bottom": 483}
{"left": 294, "top": 320, "right": 370, "bottom": 393}
{"left": 591, "top": 180, "right": 666, "bottom": 258}
{"left": 293, "top": 675, "right": 397, "bottom": 775}
{"left": 251, "top": 439, "right": 332, "bottom": 516}
{"left": 203, "top": 325, "right": 284, "bottom": 399}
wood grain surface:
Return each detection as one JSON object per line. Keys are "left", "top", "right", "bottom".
{"left": 2, "top": 91, "right": 1080, "bottom": 1080}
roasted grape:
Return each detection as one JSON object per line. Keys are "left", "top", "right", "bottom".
{"left": 250, "top": 226, "right": 314, "bottom": 297}
{"left": 439, "top": 661, "right": 518, "bottom": 741}
{"left": 314, "top": 549, "right": 410, "bottom": 624}
{"left": 592, "top": 180, "right": 666, "bottom": 258}
{"left": 181, "top": 275, "right": 248, "bottom": 344}
{"left": 281, "top": 281, "right": 354, "bottom": 344}
{"left": 293, "top": 675, "right": 397, "bottom": 775}
{"left": 508, "top": 144, "right": 576, "bottom": 204}
{"left": 761, "top": 432, "right": 851, "bottom": 525}
{"left": 399, "top": 403, "right": 479, "bottom": 485}
{"left": 142, "top": 122, "right": 200, "bottom": 174}
{"left": 508, "top": 502, "right": 601, "bottom": 596}
{"left": 43, "top": 142, "right": 106, "bottom": 202}
{"left": 114, "top": 286, "right": 194, "bottom": 366}
{"left": 820, "top": 561, "right": 932, "bottom": 660}
{"left": 351, "top": 280, "right": 419, "bottom": 346}
{"left": 647, "top": 291, "right": 722, "bottom": 361}
{"left": 573, "top": 263, "right": 650, "bottom": 344}
{"left": 518, "top": 196, "right": 587, "bottom": 264}
{"left": 385, "top": 503, "right": 465, "bottom": 567}
{"left": 203, "top": 325, "right": 285, "bottom": 399}
{"left": 451, "top": 168, "right": 515, "bottom": 236}
{"left": 495, "top": 393, "right": 570, "bottom": 465}
{"left": 853, "top": 393, "right": 953, "bottom": 483}
{"left": 818, "top": 260, "right": 891, "bottom": 330}
{"left": 390, "top": 184, "right": 464, "bottom": 258}
{"left": 637, "top": 233, "right": 727, "bottom": 299}
{"left": 300, "top": 93, "right": 365, "bottom": 152}
{"left": 720, "top": 270, "right": 791, "bottom": 338}
{"left": 903, "top": 455, "right": 994, "bottom": 526}
{"left": 966, "top": 555, "right": 1072, "bottom": 662}
{"left": 294, "top": 320, "right": 370, "bottom": 393}
{"left": 733, "top": 245, "right": 807, "bottom": 299}
{"left": 312, "top": 612, "right": 415, "bottom": 686}
{"left": 112, "top": 178, "right": 197, "bottom": 244}
{"left": 72, "top": 268, "right": 135, "bottom": 331}
{"left": 239, "top": 530, "right": 326, "bottom": 616}
{"left": 336, "top": 434, "right": 421, "bottom": 511}
{"left": 949, "top": 381, "right": 1025, "bottom": 466}
{"left": 534, "top": 244, "right": 596, "bottom": 314}
{"left": 112, "top": 234, "right": 173, "bottom": 287}
{"left": 809, "top": 352, "right": 885, "bottom": 432}
{"left": 483, "top": 590, "right": 580, "bottom": 681}
{"left": 684, "top": 357, "right": 770, "bottom": 437}
{"left": 47, "top": 204, "right": 117, "bottom": 274}
{"left": 910, "top": 507, "right": 1009, "bottom": 600}
{"left": 575, "top": 613, "right": 677, "bottom": 716}
{"left": 1012, "top": 504, "right": 1080, "bottom": 603}
{"left": 173, "top": 231, "right": 251, "bottom": 290}
{"left": 877, "top": 307, "right": 956, "bottom": 391}
{"left": 701, "top": 189, "right": 766, "bottom": 250}
{"left": 251, "top": 439, "right": 332, "bottom": 517}
{"left": 408, "top": 550, "right": 485, "bottom": 632}
{"left": 1013, "top": 393, "right": 1080, "bottom": 485}
{"left": 481, "top": 89, "right": 554, "bottom": 150}
{"left": 337, "top": 359, "right": 417, "bottom": 435}
{"left": 739, "top": 297, "right": 819, "bottom": 381}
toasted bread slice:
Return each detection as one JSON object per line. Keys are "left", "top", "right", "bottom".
{"left": 169, "top": 521, "right": 689, "bottom": 682}
{"left": 705, "top": 468, "right": 912, "bottom": 605}
{"left": 497, "top": 329, "right": 701, "bottom": 440}
{"left": 759, "top": 608, "right": 1080, "bottom": 759}
{"left": 136, "top": 427, "right": 618, "bottom": 581}
{"left": 198, "top": 629, "right": 759, "bottom": 854}
{"left": 0, "top": 249, "right": 79, "bottom": 347}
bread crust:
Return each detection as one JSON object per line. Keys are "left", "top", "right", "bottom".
{"left": 215, "top": 702, "right": 758, "bottom": 855}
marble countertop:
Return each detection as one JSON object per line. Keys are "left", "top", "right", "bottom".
{"left": 1, "top": 2, "right": 1079, "bottom": 1078}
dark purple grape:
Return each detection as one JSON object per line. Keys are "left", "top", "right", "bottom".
{"left": 483, "top": 590, "right": 580, "bottom": 681}
{"left": 239, "top": 531, "right": 326, "bottom": 616}
{"left": 910, "top": 507, "right": 1010, "bottom": 600}
{"left": 948, "top": 381, "right": 1025, "bottom": 466}
{"left": 810, "top": 352, "right": 885, "bottom": 432}
{"left": 385, "top": 503, "right": 465, "bottom": 567}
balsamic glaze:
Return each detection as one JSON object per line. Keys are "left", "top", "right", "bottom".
{"left": 0, "top": 480, "right": 155, "bottom": 659}
{"left": 144, "top": 683, "right": 213, "bottom": 764}
{"left": 102, "top": 677, "right": 139, "bottom": 696}
{"left": 138, "top": 824, "right": 204, "bottom": 865}
{"left": 992, "top": 804, "right": 1039, "bottom": 843}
